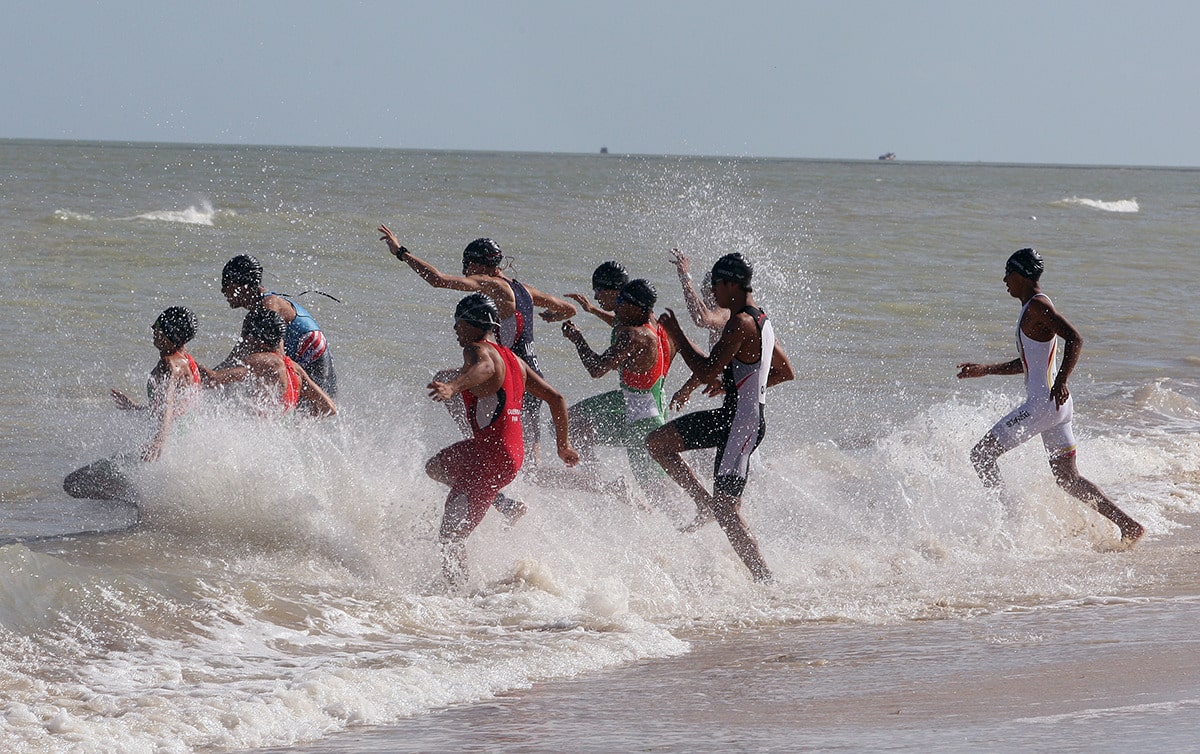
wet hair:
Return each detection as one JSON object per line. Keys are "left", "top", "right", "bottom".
{"left": 462, "top": 238, "right": 504, "bottom": 268}
{"left": 242, "top": 308, "right": 286, "bottom": 348}
{"left": 591, "top": 260, "right": 629, "bottom": 291}
{"left": 619, "top": 279, "right": 657, "bottom": 311}
{"left": 711, "top": 253, "right": 753, "bottom": 291}
{"left": 454, "top": 293, "right": 501, "bottom": 333}
{"left": 153, "top": 306, "right": 197, "bottom": 346}
{"left": 1005, "top": 247, "right": 1044, "bottom": 281}
{"left": 222, "top": 254, "right": 263, "bottom": 288}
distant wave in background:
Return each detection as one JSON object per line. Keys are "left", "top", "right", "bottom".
{"left": 1055, "top": 196, "right": 1140, "bottom": 213}
{"left": 52, "top": 200, "right": 226, "bottom": 226}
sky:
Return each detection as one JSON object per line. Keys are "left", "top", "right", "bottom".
{"left": 4, "top": 0, "right": 1199, "bottom": 166}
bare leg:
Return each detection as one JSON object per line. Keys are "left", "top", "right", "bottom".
{"left": 710, "top": 492, "right": 773, "bottom": 583}
{"left": 1050, "top": 454, "right": 1144, "bottom": 545}
{"left": 438, "top": 492, "right": 479, "bottom": 587}
{"left": 970, "top": 433, "right": 1005, "bottom": 488}
{"left": 647, "top": 423, "right": 714, "bottom": 528}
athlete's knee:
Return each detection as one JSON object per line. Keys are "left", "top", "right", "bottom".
{"left": 645, "top": 425, "right": 677, "bottom": 460}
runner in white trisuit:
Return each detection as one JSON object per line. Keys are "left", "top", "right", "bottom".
{"left": 957, "top": 247, "right": 1144, "bottom": 546}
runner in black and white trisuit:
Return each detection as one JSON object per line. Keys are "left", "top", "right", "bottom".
{"left": 957, "top": 247, "right": 1144, "bottom": 546}
{"left": 648, "top": 253, "right": 795, "bottom": 583}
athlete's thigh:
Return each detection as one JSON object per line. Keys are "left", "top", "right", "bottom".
{"left": 672, "top": 408, "right": 731, "bottom": 452}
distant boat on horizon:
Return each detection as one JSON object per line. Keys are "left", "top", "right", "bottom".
{"left": 878, "top": 152, "right": 896, "bottom": 161}
{"left": 600, "top": 146, "right": 608, "bottom": 154}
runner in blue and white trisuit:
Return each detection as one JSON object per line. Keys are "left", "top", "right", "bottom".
{"left": 957, "top": 247, "right": 1144, "bottom": 546}
{"left": 649, "top": 253, "right": 795, "bottom": 583}
{"left": 217, "top": 254, "right": 338, "bottom": 398}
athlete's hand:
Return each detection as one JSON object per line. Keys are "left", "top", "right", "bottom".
{"left": 956, "top": 362, "right": 988, "bottom": 379}
{"left": 141, "top": 439, "right": 163, "bottom": 463}
{"left": 111, "top": 389, "right": 142, "bottom": 411}
{"left": 561, "top": 320, "right": 584, "bottom": 344}
{"left": 669, "top": 248, "right": 690, "bottom": 275}
{"left": 1051, "top": 380, "right": 1070, "bottom": 407}
{"left": 701, "top": 380, "right": 724, "bottom": 398}
{"left": 539, "top": 308, "right": 570, "bottom": 323}
{"left": 558, "top": 445, "right": 580, "bottom": 467}
{"left": 427, "top": 380, "right": 455, "bottom": 402}
{"left": 670, "top": 384, "right": 695, "bottom": 411}
{"left": 565, "top": 293, "right": 595, "bottom": 314}
{"left": 377, "top": 224, "right": 405, "bottom": 258}
{"left": 659, "top": 308, "right": 684, "bottom": 340}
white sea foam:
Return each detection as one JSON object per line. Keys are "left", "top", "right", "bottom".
{"left": 130, "top": 200, "right": 217, "bottom": 225}
{"left": 1055, "top": 196, "right": 1140, "bottom": 213}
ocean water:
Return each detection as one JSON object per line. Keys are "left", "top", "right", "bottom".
{"left": 2, "top": 140, "right": 1200, "bottom": 752}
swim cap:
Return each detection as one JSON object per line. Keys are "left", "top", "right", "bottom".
{"left": 454, "top": 293, "right": 501, "bottom": 332}
{"left": 222, "top": 255, "right": 263, "bottom": 288}
{"left": 153, "top": 306, "right": 197, "bottom": 346}
{"left": 619, "top": 279, "right": 657, "bottom": 311}
{"left": 1005, "top": 248, "right": 1044, "bottom": 281}
{"left": 242, "top": 308, "right": 286, "bottom": 347}
{"left": 711, "top": 253, "right": 753, "bottom": 290}
{"left": 462, "top": 238, "right": 503, "bottom": 268}
{"left": 591, "top": 260, "right": 629, "bottom": 291}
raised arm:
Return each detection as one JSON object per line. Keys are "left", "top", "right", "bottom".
{"left": 378, "top": 224, "right": 482, "bottom": 292}
{"left": 670, "top": 249, "right": 726, "bottom": 331}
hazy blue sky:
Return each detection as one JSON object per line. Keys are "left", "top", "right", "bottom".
{"left": 4, "top": 1, "right": 1198, "bottom": 166}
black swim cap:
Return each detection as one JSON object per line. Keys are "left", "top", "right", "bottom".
{"left": 619, "top": 279, "right": 657, "bottom": 311}
{"left": 591, "top": 260, "right": 629, "bottom": 291}
{"left": 454, "top": 293, "right": 501, "bottom": 332}
{"left": 462, "top": 238, "right": 503, "bottom": 268}
{"left": 1005, "top": 248, "right": 1044, "bottom": 281}
{"left": 222, "top": 255, "right": 263, "bottom": 288}
{"left": 242, "top": 308, "right": 286, "bottom": 347}
{"left": 153, "top": 306, "right": 197, "bottom": 346}
{"left": 711, "top": 253, "right": 753, "bottom": 290}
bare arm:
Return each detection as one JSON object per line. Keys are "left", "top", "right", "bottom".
{"left": 1027, "top": 296, "right": 1082, "bottom": 406}
{"left": 661, "top": 308, "right": 746, "bottom": 384}
{"left": 956, "top": 358, "right": 1023, "bottom": 378}
{"left": 670, "top": 249, "right": 726, "bottom": 330}
{"left": 142, "top": 360, "right": 193, "bottom": 461}
{"left": 562, "top": 321, "right": 636, "bottom": 378}
{"left": 296, "top": 366, "right": 337, "bottom": 417}
{"left": 766, "top": 341, "right": 795, "bottom": 387}
{"left": 428, "top": 343, "right": 497, "bottom": 402}
{"left": 521, "top": 361, "right": 580, "bottom": 466}
{"left": 378, "top": 224, "right": 482, "bottom": 292}
{"left": 521, "top": 283, "right": 578, "bottom": 322}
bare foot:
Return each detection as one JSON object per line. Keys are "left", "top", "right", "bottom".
{"left": 1119, "top": 521, "right": 1145, "bottom": 548}
{"left": 679, "top": 508, "right": 714, "bottom": 533}
{"left": 492, "top": 493, "right": 527, "bottom": 528}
